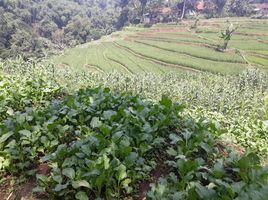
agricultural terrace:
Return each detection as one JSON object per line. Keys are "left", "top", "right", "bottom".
{"left": 51, "top": 18, "right": 268, "bottom": 75}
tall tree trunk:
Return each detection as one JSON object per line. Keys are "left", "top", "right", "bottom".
{"left": 180, "top": 0, "right": 186, "bottom": 20}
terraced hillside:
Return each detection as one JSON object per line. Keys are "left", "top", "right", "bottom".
{"left": 51, "top": 18, "right": 268, "bottom": 74}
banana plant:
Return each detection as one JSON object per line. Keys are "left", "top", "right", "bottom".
{"left": 219, "top": 22, "right": 238, "bottom": 51}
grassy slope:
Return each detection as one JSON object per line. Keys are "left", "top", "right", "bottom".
{"left": 50, "top": 18, "right": 268, "bottom": 74}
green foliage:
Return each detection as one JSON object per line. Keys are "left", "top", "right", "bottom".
{"left": 51, "top": 19, "right": 268, "bottom": 75}
{"left": 0, "top": 74, "right": 62, "bottom": 121}
{"left": 228, "top": 0, "right": 255, "bottom": 17}
{"left": 0, "top": 0, "right": 260, "bottom": 59}
{"left": 0, "top": 85, "right": 183, "bottom": 198}
{"left": 1, "top": 57, "right": 267, "bottom": 159}
{"left": 116, "top": 40, "right": 245, "bottom": 74}
{"left": 0, "top": 0, "right": 123, "bottom": 59}
{"left": 146, "top": 117, "right": 268, "bottom": 199}
{"left": 219, "top": 22, "right": 238, "bottom": 50}
{"left": 0, "top": 58, "right": 268, "bottom": 199}
{"left": 134, "top": 39, "right": 245, "bottom": 63}
{"left": 0, "top": 75, "right": 62, "bottom": 174}
{"left": 147, "top": 151, "right": 268, "bottom": 199}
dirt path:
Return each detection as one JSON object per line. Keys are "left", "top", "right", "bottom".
{"left": 137, "top": 164, "right": 167, "bottom": 200}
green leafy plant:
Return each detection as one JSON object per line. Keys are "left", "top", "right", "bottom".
{"left": 218, "top": 22, "right": 238, "bottom": 51}
{"left": 147, "top": 119, "right": 268, "bottom": 200}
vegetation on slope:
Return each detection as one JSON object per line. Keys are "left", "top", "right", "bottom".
{"left": 0, "top": 0, "right": 262, "bottom": 59}
{"left": 0, "top": 65, "right": 268, "bottom": 199}
{"left": 51, "top": 19, "right": 268, "bottom": 74}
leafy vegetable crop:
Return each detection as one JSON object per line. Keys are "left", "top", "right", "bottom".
{"left": 0, "top": 74, "right": 62, "bottom": 121}
{"left": 147, "top": 119, "right": 268, "bottom": 200}
{"left": 0, "top": 59, "right": 267, "bottom": 199}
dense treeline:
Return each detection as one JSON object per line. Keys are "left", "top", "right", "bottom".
{"left": 0, "top": 0, "right": 125, "bottom": 59}
{"left": 0, "top": 0, "right": 260, "bottom": 59}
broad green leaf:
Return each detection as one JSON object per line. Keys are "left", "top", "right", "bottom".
{"left": 238, "top": 152, "right": 260, "bottom": 169}
{"left": 195, "top": 183, "right": 215, "bottom": 198}
{"left": 90, "top": 117, "right": 102, "bottom": 128}
{"left": 0, "top": 132, "right": 13, "bottom": 144}
{"left": 103, "top": 154, "right": 110, "bottom": 170}
{"left": 116, "top": 164, "right": 127, "bottom": 181}
{"left": 36, "top": 174, "right": 49, "bottom": 183}
{"left": 62, "top": 168, "right": 75, "bottom": 179}
{"left": 121, "top": 178, "right": 131, "bottom": 187}
{"left": 103, "top": 110, "right": 116, "bottom": 120}
{"left": 72, "top": 180, "right": 91, "bottom": 189}
{"left": 160, "top": 96, "right": 172, "bottom": 107}
{"left": 200, "top": 142, "right": 211, "bottom": 153}
{"left": 166, "top": 148, "right": 177, "bottom": 156}
{"left": 54, "top": 183, "right": 68, "bottom": 192}
{"left": 6, "top": 107, "right": 14, "bottom": 116}
{"left": 62, "top": 157, "right": 76, "bottom": 167}
{"left": 169, "top": 134, "right": 182, "bottom": 144}
{"left": 32, "top": 186, "right": 46, "bottom": 193}
{"left": 52, "top": 175, "right": 63, "bottom": 184}
{"left": 19, "top": 130, "right": 31, "bottom": 137}
{"left": 112, "top": 131, "right": 124, "bottom": 141}
{"left": 75, "top": 191, "right": 89, "bottom": 200}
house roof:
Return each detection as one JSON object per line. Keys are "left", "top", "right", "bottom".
{"left": 254, "top": 3, "right": 268, "bottom": 10}
{"left": 196, "top": 0, "right": 205, "bottom": 11}
{"left": 161, "top": 7, "right": 172, "bottom": 14}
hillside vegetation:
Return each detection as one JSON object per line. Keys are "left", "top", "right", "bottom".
{"left": 52, "top": 18, "right": 268, "bottom": 74}
{"left": 0, "top": 56, "right": 268, "bottom": 199}
{"left": 0, "top": 0, "right": 263, "bottom": 59}
{"left": 1, "top": 1, "right": 268, "bottom": 199}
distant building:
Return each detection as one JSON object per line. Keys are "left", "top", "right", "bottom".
{"left": 143, "top": 6, "right": 178, "bottom": 24}
{"left": 142, "top": 0, "right": 205, "bottom": 25}
{"left": 196, "top": 0, "right": 205, "bottom": 11}
{"left": 253, "top": 3, "right": 268, "bottom": 12}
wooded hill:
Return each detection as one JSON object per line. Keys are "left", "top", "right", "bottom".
{"left": 0, "top": 0, "right": 262, "bottom": 59}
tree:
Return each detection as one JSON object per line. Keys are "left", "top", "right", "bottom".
{"left": 180, "top": 0, "right": 187, "bottom": 19}
{"left": 175, "top": 0, "right": 198, "bottom": 20}
{"left": 213, "top": 0, "right": 228, "bottom": 16}
{"left": 228, "top": 0, "right": 254, "bottom": 17}
{"left": 0, "top": 0, "right": 126, "bottom": 59}
{"left": 204, "top": 0, "right": 228, "bottom": 17}
{"left": 140, "top": 0, "right": 148, "bottom": 17}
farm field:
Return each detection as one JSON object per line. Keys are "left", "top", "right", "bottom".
{"left": 1, "top": 17, "right": 268, "bottom": 200}
{"left": 51, "top": 18, "right": 268, "bottom": 74}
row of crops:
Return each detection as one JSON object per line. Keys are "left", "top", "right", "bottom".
{"left": 2, "top": 58, "right": 268, "bottom": 158}
{"left": 1, "top": 59, "right": 268, "bottom": 199}
{"left": 52, "top": 42, "right": 180, "bottom": 75}
{"left": 51, "top": 18, "right": 268, "bottom": 74}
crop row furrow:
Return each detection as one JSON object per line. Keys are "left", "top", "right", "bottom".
{"left": 102, "top": 43, "right": 148, "bottom": 74}
{"left": 106, "top": 56, "right": 134, "bottom": 74}
{"left": 134, "top": 40, "right": 245, "bottom": 64}
{"left": 130, "top": 35, "right": 217, "bottom": 47}
{"left": 84, "top": 64, "right": 105, "bottom": 73}
{"left": 113, "top": 42, "right": 200, "bottom": 73}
